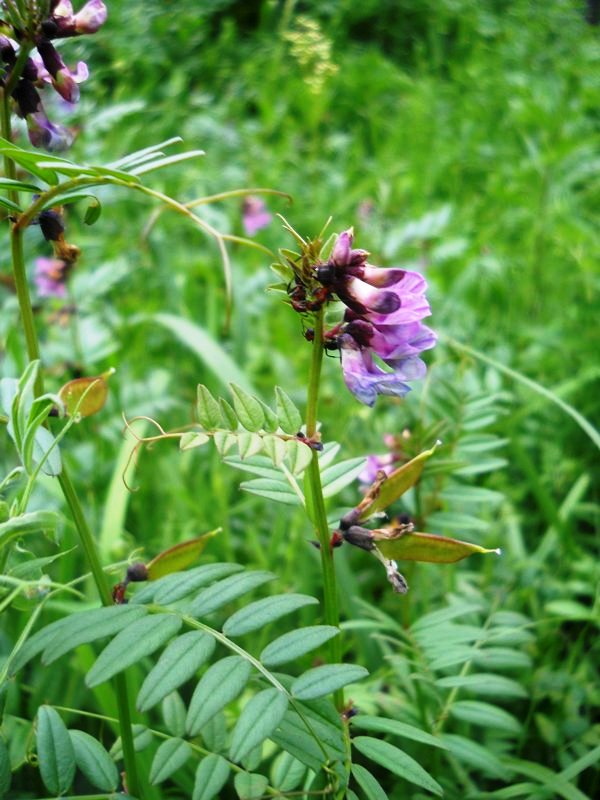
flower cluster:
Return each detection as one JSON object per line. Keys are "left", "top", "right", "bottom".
{"left": 0, "top": 0, "right": 107, "bottom": 150}
{"left": 316, "top": 229, "right": 436, "bottom": 406}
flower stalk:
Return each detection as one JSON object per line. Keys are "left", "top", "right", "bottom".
{"left": 304, "top": 308, "right": 344, "bottom": 709}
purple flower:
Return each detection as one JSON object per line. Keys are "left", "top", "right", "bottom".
{"left": 34, "top": 43, "right": 88, "bottom": 102}
{"left": 339, "top": 333, "right": 414, "bottom": 407}
{"left": 320, "top": 228, "right": 436, "bottom": 406}
{"left": 27, "top": 108, "right": 74, "bottom": 151}
{"left": 242, "top": 196, "right": 272, "bottom": 236}
{"left": 359, "top": 453, "right": 396, "bottom": 485}
{"left": 35, "top": 257, "right": 70, "bottom": 298}
{"left": 49, "top": 0, "right": 108, "bottom": 37}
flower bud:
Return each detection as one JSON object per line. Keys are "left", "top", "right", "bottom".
{"left": 343, "top": 525, "right": 375, "bottom": 552}
{"left": 126, "top": 562, "right": 149, "bottom": 583}
{"left": 331, "top": 229, "right": 353, "bottom": 266}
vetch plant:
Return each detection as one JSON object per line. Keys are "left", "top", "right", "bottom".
{"left": 0, "top": 4, "right": 505, "bottom": 799}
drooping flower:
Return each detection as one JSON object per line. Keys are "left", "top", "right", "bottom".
{"left": 34, "top": 42, "right": 88, "bottom": 103}
{"left": 242, "top": 196, "right": 272, "bottom": 236}
{"left": 35, "top": 257, "right": 71, "bottom": 298}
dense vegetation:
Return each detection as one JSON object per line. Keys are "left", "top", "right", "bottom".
{"left": 1, "top": 1, "right": 599, "bottom": 799}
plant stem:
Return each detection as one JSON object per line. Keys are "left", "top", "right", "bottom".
{"left": 305, "top": 309, "right": 344, "bottom": 709}
{"left": 2, "top": 91, "right": 143, "bottom": 800}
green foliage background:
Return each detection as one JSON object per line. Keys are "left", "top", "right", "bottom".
{"left": 1, "top": 0, "right": 599, "bottom": 797}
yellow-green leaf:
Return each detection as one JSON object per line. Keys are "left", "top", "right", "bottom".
{"left": 359, "top": 442, "right": 439, "bottom": 521}
{"left": 147, "top": 530, "right": 220, "bottom": 580}
{"left": 377, "top": 531, "right": 501, "bottom": 563}
{"left": 58, "top": 368, "right": 114, "bottom": 418}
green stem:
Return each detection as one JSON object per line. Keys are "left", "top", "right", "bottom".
{"left": 2, "top": 92, "right": 143, "bottom": 800}
{"left": 304, "top": 310, "right": 343, "bottom": 709}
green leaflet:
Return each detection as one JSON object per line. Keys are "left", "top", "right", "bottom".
{"left": 186, "top": 656, "right": 252, "bottom": 735}
{"left": 260, "top": 625, "right": 340, "bottom": 667}
{"left": 274, "top": 387, "right": 302, "bottom": 433}
{"left": 149, "top": 738, "right": 191, "bottom": 785}
{"left": 351, "top": 715, "right": 447, "bottom": 749}
{"left": 137, "top": 631, "right": 216, "bottom": 712}
{"left": 229, "top": 688, "right": 288, "bottom": 763}
{"left": 223, "top": 593, "right": 318, "bottom": 637}
{"left": 36, "top": 706, "right": 76, "bottom": 796}
{"left": 449, "top": 700, "right": 522, "bottom": 734}
{"left": 190, "top": 570, "right": 276, "bottom": 616}
{"left": 86, "top": 614, "right": 182, "bottom": 687}
{"left": 162, "top": 692, "right": 187, "bottom": 738}
{"left": 69, "top": 730, "right": 119, "bottom": 792}
{"left": 193, "top": 754, "right": 230, "bottom": 800}
{"left": 234, "top": 771, "right": 269, "bottom": 799}
{"left": 442, "top": 733, "right": 511, "bottom": 780}
{"left": 230, "top": 383, "right": 265, "bottom": 431}
{"left": 196, "top": 384, "right": 224, "bottom": 430}
{"left": 351, "top": 764, "right": 387, "bottom": 800}
{"left": 153, "top": 562, "right": 244, "bottom": 605}
{"left": 42, "top": 605, "right": 148, "bottom": 665}
{"left": 270, "top": 752, "right": 306, "bottom": 792}
{"left": 291, "top": 664, "right": 368, "bottom": 700}
{"left": 353, "top": 736, "right": 443, "bottom": 796}
{"left": 435, "top": 672, "right": 527, "bottom": 698}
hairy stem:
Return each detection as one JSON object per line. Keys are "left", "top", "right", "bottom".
{"left": 1, "top": 91, "right": 143, "bottom": 799}
{"left": 305, "top": 309, "right": 344, "bottom": 709}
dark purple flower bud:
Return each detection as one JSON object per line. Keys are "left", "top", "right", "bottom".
{"left": 126, "top": 562, "right": 149, "bottom": 583}
{"left": 12, "top": 79, "right": 41, "bottom": 117}
{"left": 22, "top": 57, "right": 40, "bottom": 82}
{"left": 39, "top": 209, "right": 66, "bottom": 241}
{"left": 343, "top": 525, "right": 376, "bottom": 552}
{"left": 338, "top": 270, "right": 431, "bottom": 325}
{"left": 0, "top": 37, "right": 16, "bottom": 65}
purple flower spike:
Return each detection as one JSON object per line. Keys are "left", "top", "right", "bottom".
{"left": 242, "top": 196, "right": 272, "bottom": 236}
{"left": 35, "top": 257, "right": 69, "bottom": 298}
